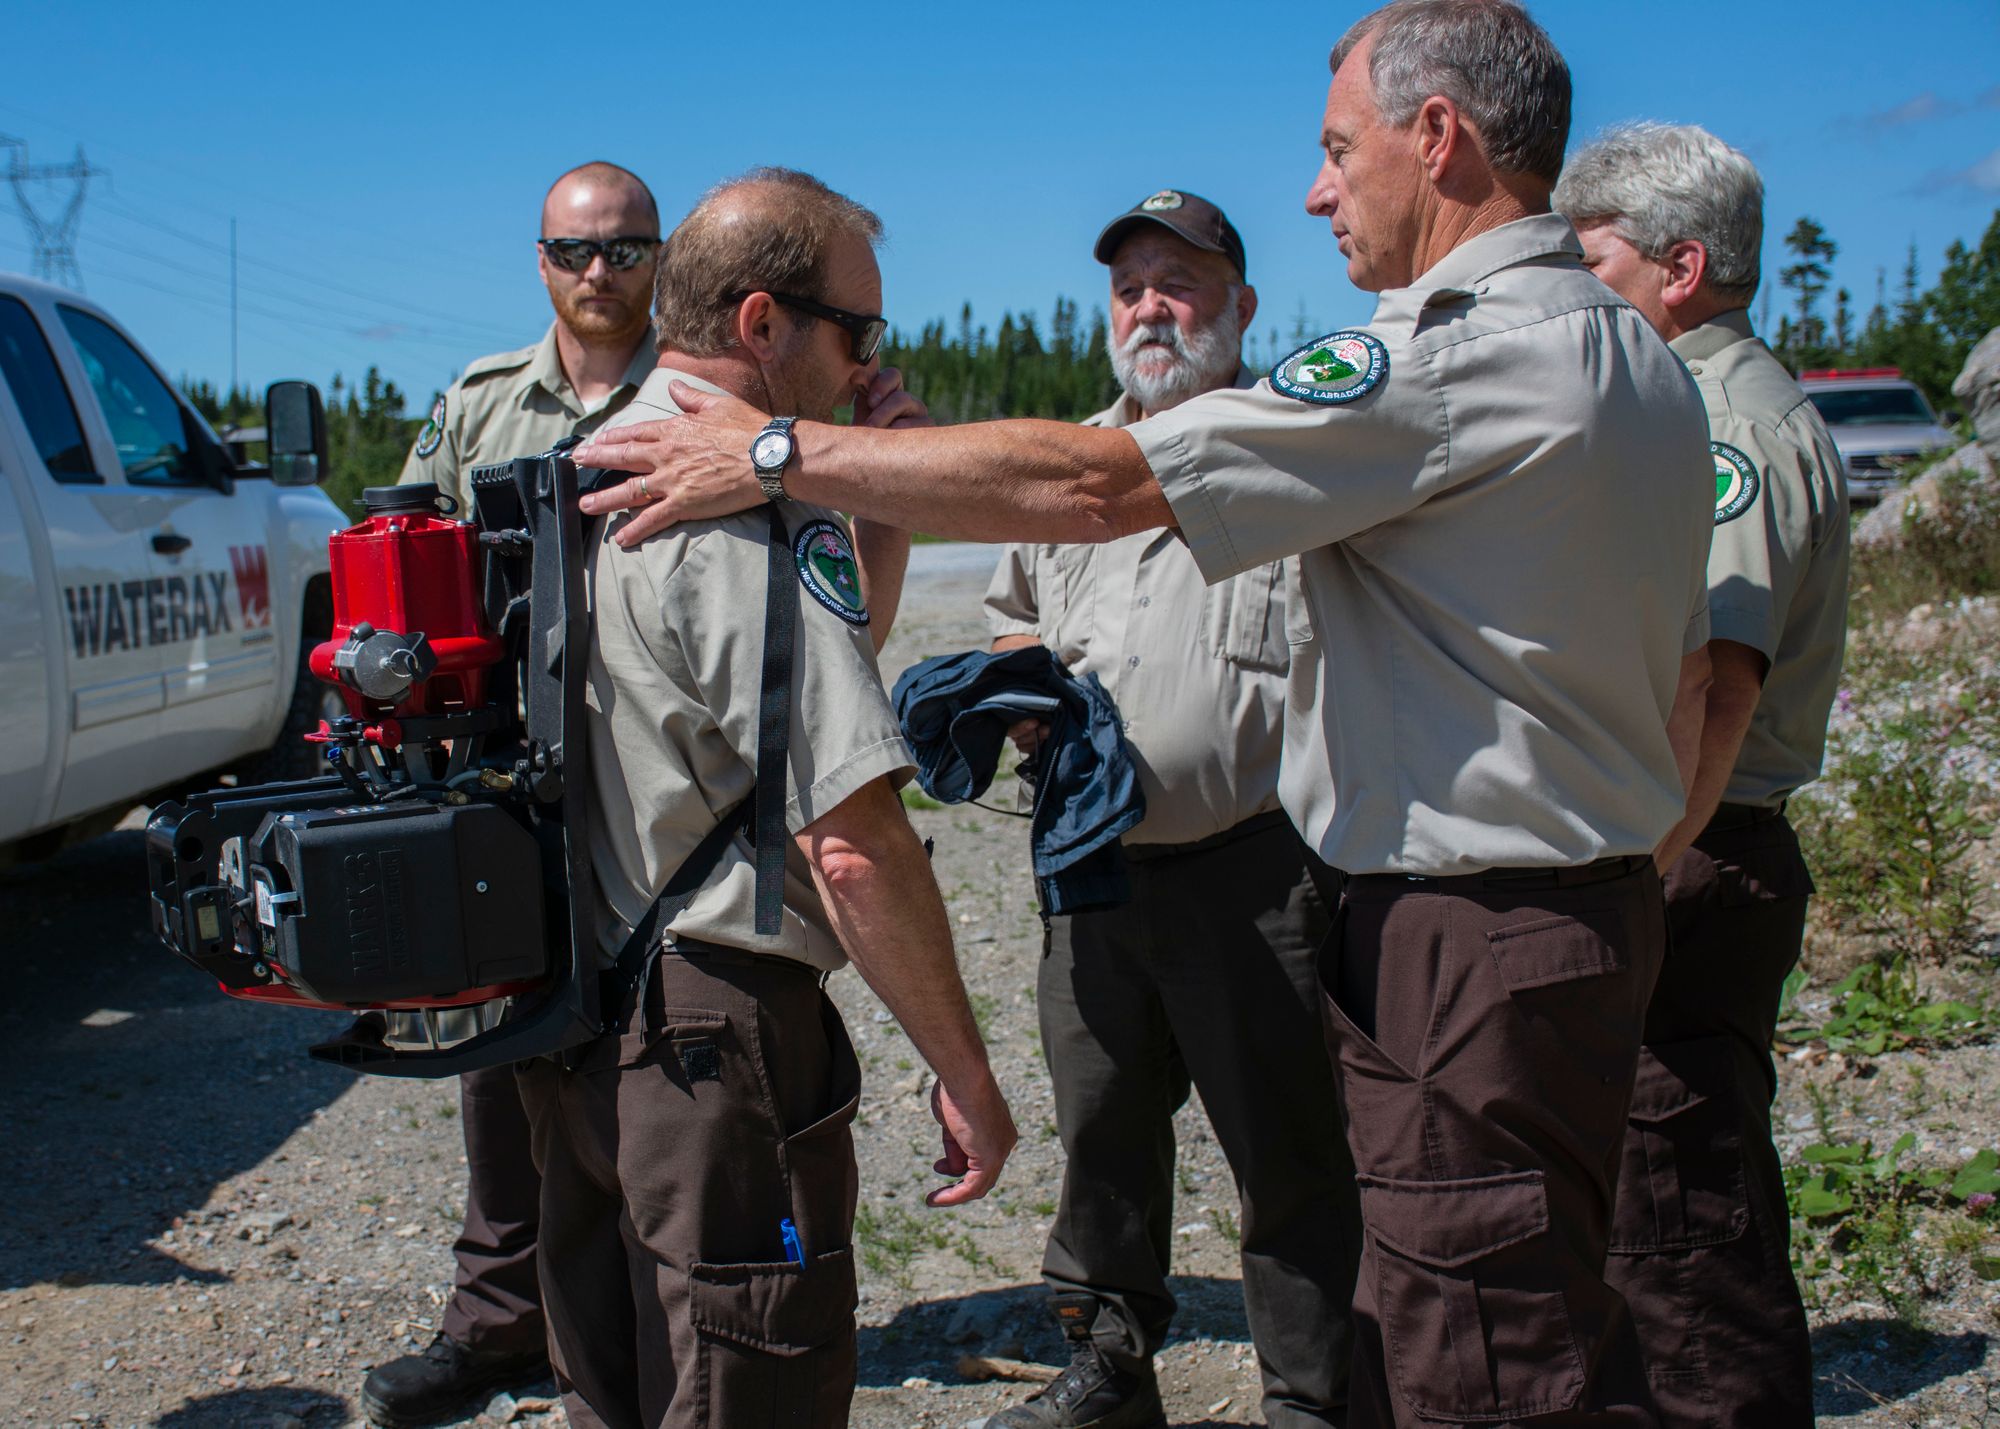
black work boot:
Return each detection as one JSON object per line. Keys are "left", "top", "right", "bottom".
{"left": 989, "top": 1295, "right": 1167, "bottom": 1428}
{"left": 360, "top": 1332, "right": 550, "bottom": 1428}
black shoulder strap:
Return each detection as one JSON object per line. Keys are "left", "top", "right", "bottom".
{"left": 598, "top": 502, "right": 796, "bottom": 1030}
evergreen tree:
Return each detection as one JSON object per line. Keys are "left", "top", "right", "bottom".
{"left": 1776, "top": 217, "right": 1838, "bottom": 368}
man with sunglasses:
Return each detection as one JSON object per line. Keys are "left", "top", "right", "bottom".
{"left": 518, "top": 164, "right": 1013, "bottom": 1428}
{"left": 367, "top": 159, "right": 662, "bottom": 1428}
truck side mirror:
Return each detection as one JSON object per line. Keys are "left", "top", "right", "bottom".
{"left": 266, "top": 380, "right": 329, "bottom": 487}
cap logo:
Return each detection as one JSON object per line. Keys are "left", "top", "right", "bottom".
{"left": 793, "top": 519, "right": 870, "bottom": 625}
{"left": 1140, "top": 191, "right": 1185, "bottom": 212}
{"left": 1271, "top": 330, "right": 1389, "bottom": 405}
{"left": 1711, "top": 442, "right": 1760, "bottom": 524}
{"left": 413, "top": 394, "right": 446, "bottom": 458}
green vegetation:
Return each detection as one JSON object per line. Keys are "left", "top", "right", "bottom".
{"left": 854, "top": 1200, "right": 1005, "bottom": 1292}
{"left": 1800, "top": 958, "right": 1984, "bottom": 1056}
{"left": 1791, "top": 631, "right": 2000, "bottom": 966}
{"left": 1785, "top": 1132, "right": 2000, "bottom": 1316}
{"left": 1208, "top": 1206, "right": 1242, "bottom": 1250}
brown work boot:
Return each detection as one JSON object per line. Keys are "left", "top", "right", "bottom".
{"left": 989, "top": 1295, "right": 1167, "bottom": 1428}
{"left": 360, "top": 1332, "right": 550, "bottom": 1428}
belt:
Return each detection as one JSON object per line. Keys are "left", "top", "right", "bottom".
{"left": 1345, "top": 853, "right": 1653, "bottom": 896}
{"left": 1703, "top": 801, "right": 1787, "bottom": 833}
{"left": 1123, "top": 809, "right": 1290, "bottom": 864}
{"left": 554, "top": 938, "right": 823, "bottom": 1071}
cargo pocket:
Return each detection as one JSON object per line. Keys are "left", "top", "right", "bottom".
{"left": 689, "top": 1248, "right": 858, "bottom": 1427}
{"left": 1485, "top": 911, "right": 1624, "bottom": 991}
{"left": 780, "top": 994, "right": 862, "bottom": 1261}
{"left": 1608, "top": 1037, "right": 1748, "bottom": 1254}
{"left": 616, "top": 1004, "right": 728, "bottom": 1072}
{"left": 1361, "top": 1171, "right": 1584, "bottom": 1423}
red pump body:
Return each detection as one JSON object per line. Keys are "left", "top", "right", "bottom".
{"left": 309, "top": 506, "right": 506, "bottom": 721}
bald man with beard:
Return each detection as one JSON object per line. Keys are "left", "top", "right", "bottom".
{"left": 367, "top": 160, "right": 663, "bottom": 1428}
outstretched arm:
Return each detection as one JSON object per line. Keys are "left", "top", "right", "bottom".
{"left": 575, "top": 381, "right": 1172, "bottom": 548}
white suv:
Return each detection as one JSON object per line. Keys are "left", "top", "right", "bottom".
{"left": 1798, "top": 367, "right": 1958, "bottom": 506}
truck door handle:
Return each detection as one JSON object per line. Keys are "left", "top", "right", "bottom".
{"left": 152, "top": 532, "right": 192, "bottom": 555}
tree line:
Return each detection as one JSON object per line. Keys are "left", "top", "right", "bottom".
{"left": 1768, "top": 207, "right": 1999, "bottom": 409}
{"left": 183, "top": 205, "right": 1999, "bottom": 519}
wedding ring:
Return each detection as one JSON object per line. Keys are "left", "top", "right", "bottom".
{"left": 637, "top": 475, "right": 651, "bottom": 500}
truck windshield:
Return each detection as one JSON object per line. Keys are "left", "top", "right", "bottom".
{"left": 1808, "top": 387, "right": 1936, "bottom": 426}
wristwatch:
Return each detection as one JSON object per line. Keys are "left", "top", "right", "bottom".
{"left": 749, "top": 416, "right": 797, "bottom": 502}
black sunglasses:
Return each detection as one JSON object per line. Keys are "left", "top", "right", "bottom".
{"left": 731, "top": 289, "right": 888, "bottom": 364}
{"left": 538, "top": 236, "right": 658, "bottom": 273}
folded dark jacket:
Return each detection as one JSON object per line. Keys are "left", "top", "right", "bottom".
{"left": 892, "top": 646, "right": 1146, "bottom": 917}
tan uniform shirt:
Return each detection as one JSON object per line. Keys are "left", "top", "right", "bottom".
{"left": 398, "top": 323, "right": 656, "bottom": 508}
{"left": 1671, "top": 310, "right": 1849, "bottom": 807}
{"left": 584, "top": 368, "right": 915, "bottom": 972}
{"left": 1129, "top": 214, "right": 1713, "bottom": 875}
{"left": 983, "top": 370, "right": 1290, "bottom": 846}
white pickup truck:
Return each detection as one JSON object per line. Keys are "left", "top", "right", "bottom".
{"left": 0, "top": 271, "right": 349, "bottom": 864}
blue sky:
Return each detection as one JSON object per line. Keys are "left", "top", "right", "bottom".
{"left": 3, "top": 1, "right": 1996, "bottom": 408}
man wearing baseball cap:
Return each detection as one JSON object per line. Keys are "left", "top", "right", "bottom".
{"left": 981, "top": 191, "right": 1359, "bottom": 1429}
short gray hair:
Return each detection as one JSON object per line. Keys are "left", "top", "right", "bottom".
{"left": 1554, "top": 123, "right": 1764, "bottom": 303}
{"left": 1331, "top": 0, "right": 1571, "bottom": 185}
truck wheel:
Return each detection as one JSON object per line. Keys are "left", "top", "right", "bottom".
{"left": 240, "top": 596, "right": 341, "bottom": 784}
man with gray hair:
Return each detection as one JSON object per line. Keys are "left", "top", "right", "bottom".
{"left": 982, "top": 191, "right": 1358, "bottom": 1429}
{"left": 574, "top": 6, "right": 1716, "bottom": 1420}
{"left": 1558, "top": 122, "right": 1848, "bottom": 1429}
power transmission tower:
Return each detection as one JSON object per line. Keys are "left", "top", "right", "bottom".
{"left": 1, "top": 137, "right": 108, "bottom": 290}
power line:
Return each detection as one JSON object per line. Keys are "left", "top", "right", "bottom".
{"left": 91, "top": 192, "right": 528, "bottom": 344}
{"left": 78, "top": 219, "right": 525, "bottom": 349}
{"left": 1, "top": 136, "right": 107, "bottom": 289}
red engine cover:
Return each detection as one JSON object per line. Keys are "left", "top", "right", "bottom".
{"left": 309, "top": 511, "right": 505, "bottom": 722}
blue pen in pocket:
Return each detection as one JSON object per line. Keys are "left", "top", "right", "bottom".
{"left": 780, "top": 1217, "right": 805, "bottom": 1266}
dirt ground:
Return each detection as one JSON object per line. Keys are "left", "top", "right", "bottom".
{"left": 2, "top": 542, "right": 1995, "bottom": 1428}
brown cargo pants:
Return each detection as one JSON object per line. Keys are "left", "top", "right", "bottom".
{"left": 441, "top": 1064, "right": 546, "bottom": 1356}
{"left": 1325, "top": 856, "right": 1666, "bottom": 1428}
{"left": 515, "top": 946, "right": 861, "bottom": 1429}
{"left": 1604, "top": 807, "right": 1815, "bottom": 1427}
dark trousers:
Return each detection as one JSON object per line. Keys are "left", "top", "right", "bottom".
{"left": 1604, "top": 809, "right": 1815, "bottom": 1427}
{"left": 1039, "top": 814, "right": 1361, "bottom": 1428}
{"left": 1325, "top": 857, "right": 1666, "bottom": 1429}
{"left": 441, "top": 1064, "right": 546, "bottom": 1355}
{"left": 515, "top": 949, "right": 860, "bottom": 1429}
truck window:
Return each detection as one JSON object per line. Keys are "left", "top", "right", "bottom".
{"left": 57, "top": 306, "right": 204, "bottom": 486}
{"left": 0, "top": 296, "right": 99, "bottom": 482}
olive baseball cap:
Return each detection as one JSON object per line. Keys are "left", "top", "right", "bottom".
{"left": 1094, "top": 190, "right": 1247, "bottom": 279}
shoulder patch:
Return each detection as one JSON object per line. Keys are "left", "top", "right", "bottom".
{"left": 793, "top": 519, "right": 869, "bottom": 626}
{"left": 413, "top": 394, "right": 446, "bottom": 459}
{"left": 1271, "top": 330, "right": 1388, "bottom": 405}
{"left": 1711, "top": 441, "right": 1760, "bottom": 524}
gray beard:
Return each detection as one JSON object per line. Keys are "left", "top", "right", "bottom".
{"left": 1108, "top": 306, "right": 1243, "bottom": 414}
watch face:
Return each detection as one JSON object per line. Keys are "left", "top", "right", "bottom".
{"left": 752, "top": 429, "right": 793, "bottom": 472}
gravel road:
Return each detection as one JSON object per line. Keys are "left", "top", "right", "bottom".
{"left": 1, "top": 542, "right": 1993, "bottom": 1428}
